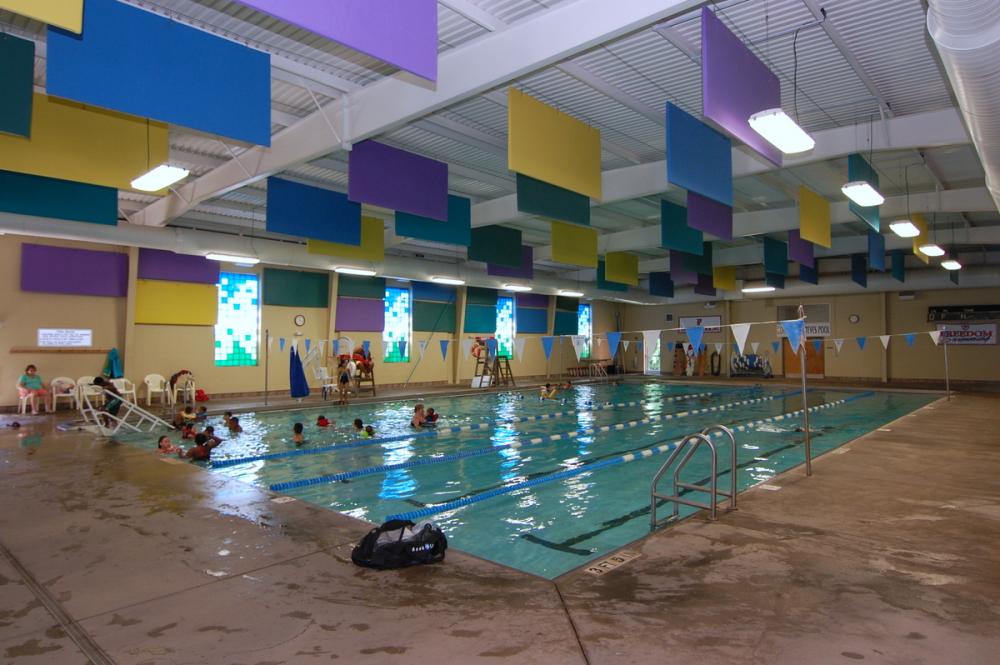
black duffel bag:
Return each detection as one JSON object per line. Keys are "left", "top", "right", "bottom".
{"left": 351, "top": 519, "right": 447, "bottom": 569}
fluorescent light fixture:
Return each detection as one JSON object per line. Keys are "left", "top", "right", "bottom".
{"left": 430, "top": 276, "right": 465, "bottom": 285}
{"left": 841, "top": 181, "right": 885, "bottom": 207}
{"left": 941, "top": 259, "right": 962, "bottom": 271}
{"left": 558, "top": 290, "right": 584, "bottom": 297}
{"left": 205, "top": 253, "right": 260, "bottom": 265}
{"left": 889, "top": 220, "right": 921, "bottom": 238}
{"left": 741, "top": 286, "right": 776, "bottom": 294}
{"left": 618, "top": 298, "right": 645, "bottom": 305}
{"left": 748, "top": 108, "right": 815, "bottom": 154}
{"left": 334, "top": 266, "right": 377, "bottom": 276}
{"left": 130, "top": 164, "right": 190, "bottom": 192}
{"left": 918, "top": 243, "right": 945, "bottom": 257}
{"left": 502, "top": 284, "right": 532, "bottom": 292}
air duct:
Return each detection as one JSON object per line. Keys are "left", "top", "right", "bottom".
{"left": 927, "top": 0, "right": 1000, "bottom": 212}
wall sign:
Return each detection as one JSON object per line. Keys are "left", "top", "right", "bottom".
{"left": 37, "top": 328, "right": 93, "bottom": 347}
{"left": 776, "top": 304, "right": 832, "bottom": 337}
{"left": 679, "top": 316, "right": 721, "bottom": 333}
{"left": 928, "top": 305, "right": 1000, "bottom": 322}
{"left": 936, "top": 323, "right": 996, "bottom": 345}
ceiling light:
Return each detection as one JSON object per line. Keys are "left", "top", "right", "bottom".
{"left": 841, "top": 181, "right": 884, "bottom": 207}
{"left": 334, "top": 266, "right": 377, "bottom": 276}
{"left": 918, "top": 243, "right": 945, "bottom": 257}
{"left": 558, "top": 290, "right": 584, "bottom": 297}
{"left": 502, "top": 284, "right": 532, "bottom": 292}
{"left": 748, "top": 108, "right": 815, "bottom": 154}
{"left": 742, "top": 286, "right": 776, "bottom": 294}
{"left": 941, "top": 259, "right": 962, "bottom": 271}
{"left": 618, "top": 298, "right": 644, "bottom": 305}
{"left": 130, "top": 164, "right": 190, "bottom": 192}
{"left": 431, "top": 276, "right": 465, "bottom": 285}
{"left": 206, "top": 253, "right": 260, "bottom": 265}
{"left": 889, "top": 220, "right": 921, "bottom": 238}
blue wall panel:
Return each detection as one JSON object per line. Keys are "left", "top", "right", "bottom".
{"left": 553, "top": 310, "right": 577, "bottom": 336}
{"left": 516, "top": 307, "right": 548, "bottom": 334}
{"left": 411, "top": 281, "right": 456, "bottom": 303}
{"left": 394, "top": 195, "right": 472, "bottom": 247}
{"left": 47, "top": 0, "right": 271, "bottom": 146}
{"left": 0, "top": 169, "right": 116, "bottom": 225}
{"left": 266, "top": 177, "right": 361, "bottom": 244}
{"left": 868, "top": 230, "right": 886, "bottom": 271}
{"left": 463, "top": 304, "right": 497, "bottom": 334}
{"left": 666, "top": 103, "right": 733, "bottom": 207}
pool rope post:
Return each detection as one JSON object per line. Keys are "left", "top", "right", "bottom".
{"left": 797, "top": 306, "right": 811, "bottom": 477}
{"left": 943, "top": 339, "right": 951, "bottom": 401}
{"left": 264, "top": 328, "right": 270, "bottom": 407}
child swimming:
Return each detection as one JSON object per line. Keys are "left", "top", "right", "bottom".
{"left": 364, "top": 425, "right": 376, "bottom": 438}
{"left": 352, "top": 418, "right": 364, "bottom": 434}
{"left": 180, "top": 422, "right": 197, "bottom": 440}
{"left": 195, "top": 406, "right": 208, "bottom": 420}
{"left": 316, "top": 415, "right": 332, "bottom": 427}
{"left": 227, "top": 416, "right": 242, "bottom": 433}
{"left": 540, "top": 383, "right": 558, "bottom": 400}
{"left": 157, "top": 435, "right": 182, "bottom": 455}
{"left": 292, "top": 422, "right": 305, "bottom": 445}
{"left": 424, "top": 408, "right": 439, "bottom": 425}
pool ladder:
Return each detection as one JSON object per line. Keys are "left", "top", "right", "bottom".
{"left": 649, "top": 425, "right": 737, "bottom": 530}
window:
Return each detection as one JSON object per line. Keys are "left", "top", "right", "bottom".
{"left": 577, "top": 303, "right": 592, "bottom": 359}
{"left": 215, "top": 272, "right": 259, "bottom": 367}
{"left": 383, "top": 287, "right": 411, "bottom": 363}
{"left": 496, "top": 296, "right": 515, "bottom": 357}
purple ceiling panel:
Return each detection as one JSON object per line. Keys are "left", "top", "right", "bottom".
{"left": 787, "top": 230, "right": 815, "bottom": 268}
{"left": 138, "top": 248, "right": 220, "bottom": 284}
{"left": 702, "top": 8, "right": 782, "bottom": 166}
{"left": 517, "top": 292, "right": 549, "bottom": 309}
{"left": 487, "top": 245, "right": 533, "bottom": 279}
{"left": 348, "top": 140, "right": 448, "bottom": 221}
{"left": 236, "top": 0, "right": 437, "bottom": 80}
{"left": 670, "top": 250, "right": 698, "bottom": 285}
{"left": 335, "top": 297, "right": 385, "bottom": 332}
{"left": 694, "top": 272, "right": 717, "bottom": 297}
{"left": 687, "top": 191, "right": 733, "bottom": 240}
{"left": 21, "top": 243, "right": 128, "bottom": 297}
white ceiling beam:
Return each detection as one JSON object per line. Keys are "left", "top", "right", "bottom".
{"left": 130, "top": 0, "right": 708, "bottom": 227}
{"left": 473, "top": 108, "right": 970, "bottom": 228}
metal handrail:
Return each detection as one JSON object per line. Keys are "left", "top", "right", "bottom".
{"left": 79, "top": 387, "right": 173, "bottom": 436}
{"left": 702, "top": 424, "right": 738, "bottom": 512}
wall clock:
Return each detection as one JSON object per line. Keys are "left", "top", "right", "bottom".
{"left": 294, "top": 314, "right": 306, "bottom": 327}
{"left": 848, "top": 314, "right": 860, "bottom": 324}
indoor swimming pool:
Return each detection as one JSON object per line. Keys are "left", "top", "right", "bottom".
{"left": 137, "top": 381, "right": 939, "bottom": 578}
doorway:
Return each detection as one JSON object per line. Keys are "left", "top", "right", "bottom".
{"left": 783, "top": 337, "right": 825, "bottom": 379}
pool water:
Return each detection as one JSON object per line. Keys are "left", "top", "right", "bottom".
{"left": 132, "top": 382, "right": 938, "bottom": 578}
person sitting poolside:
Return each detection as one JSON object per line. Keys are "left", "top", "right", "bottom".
{"left": 292, "top": 422, "right": 305, "bottom": 445}
{"left": 424, "top": 408, "right": 440, "bottom": 425}
{"left": 539, "top": 383, "right": 558, "bottom": 400}
{"left": 157, "top": 435, "right": 182, "bottom": 455}
{"left": 227, "top": 416, "right": 242, "bottom": 434}
{"left": 364, "top": 425, "right": 376, "bottom": 438}
{"left": 410, "top": 403, "right": 426, "bottom": 428}
{"left": 17, "top": 365, "right": 49, "bottom": 415}
{"left": 316, "top": 415, "right": 332, "bottom": 428}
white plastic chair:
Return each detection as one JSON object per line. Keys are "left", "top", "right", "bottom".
{"left": 143, "top": 374, "right": 168, "bottom": 406}
{"left": 77, "top": 376, "right": 103, "bottom": 407}
{"left": 170, "top": 376, "right": 196, "bottom": 406}
{"left": 112, "top": 378, "right": 137, "bottom": 404}
{"left": 314, "top": 366, "right": 338, "bottom": 400}
{"left": 15, "top": 382, "right": 32, "bottom": 415}
{"left": 50, "top": 376, "right": 78, "bottom": 411}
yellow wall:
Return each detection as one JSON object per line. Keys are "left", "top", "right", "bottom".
{"left": 0, "top": 236, "right": 127, "bottom": 407}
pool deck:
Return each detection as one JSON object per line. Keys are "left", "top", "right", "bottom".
{"left": 1, "top": 391, "right": 998, "bottom": 664}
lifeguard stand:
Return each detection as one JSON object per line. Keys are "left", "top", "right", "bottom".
{"left": 474, "top": 353, "right": 515, "bottom": 388}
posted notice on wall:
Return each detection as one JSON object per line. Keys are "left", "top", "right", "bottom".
{"left": 37, "top": 328, "right": 93, "bottom": 348}
{"left": 679, "top": 316, "right": 722, "bottom": 333}
{"left": 936, "top": 323, "right": 996, "bottom": 345}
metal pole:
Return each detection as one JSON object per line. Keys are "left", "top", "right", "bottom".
{"left": 797, "top": 306, "right": 811, "bottom": 477}
{"left": 264, "top": 328, "right": 270, "bottom": 407}
{"left": 943, "top": 340, "right": 951, "bottom": 401}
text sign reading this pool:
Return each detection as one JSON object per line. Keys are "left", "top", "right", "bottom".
{"left": 679, "top": 316, "right": 721, "bottom": 333}
{"left": 936, "top": 323, "right": 996, "bottom": 345}
{"left": 37, "top": 328, "right": 92, "bottom": 347}
{"left": 776, "top": 322, "right": 831, "bottom": 338}
{"left": 583, "top": 550, "right": 641, "bottom": 576}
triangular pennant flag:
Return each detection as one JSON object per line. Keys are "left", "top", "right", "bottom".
{"left": 418, "top": 340, "right": 428, "bottom": 359}
{"left": 382, "top": 340, "right": 390, "bottom": 357}
{"left": 833, "top": 338, "right": 844, "bottom": 354}
{"left": 268, "top": 335, "right": 274, "bottom": 350}
{"left": 304, "top": 338, "right": 312, "bottom": 354}
{"left": 622, "top": 340, "right": 631, "bottom": 352}
{"left": 731, "top": 323, "right": 751, "bottom": 356}
{"left": 714, "top": 342, "right": 723, "bottom": 354}
{"left": 780, "top": 319, "right": 805, "bottom": 352}
{"left": 332, "top": 339, "right": 340, "bottom": 356}
{"left": 439, "top": 339, "right": 450, "bottom": 360}
{"left": 683, "top": 326, "right": 705, "bottom": 354}
{"left": 541, "top": 336, "right": 555, "bottom": 361}
{"left": 460, "top": 338, "right": 474, "bottom": 358}
{"left": 856, "top": 337, "right": 867, "bottom": 350}
{"left": 279, "top": 337, "right": 286, "bottom": 352}
{"left": 751, "top": 341, "right": 760, "bottom": 354}
{"left": 771, "top": 341, "right": 780, "bottom": 353}
{"left": 571, "top": 335, "right": 586, "bottom": 361}
{"left": 928, "top": 330, "right": 941, "bottom": 346}
{"left": 642, "top": 330, "right": 659, "bottom": 358}
{"left": 879, "top": 335, "right": 891, "bottom": 350}
{"left": 514, "top": 336, "right": 526, "bottom": 361}
{"left": 812, "top": 339, "right": 823, "bottom": 353}
{"left": 607, "top": 332, "right": 622, "bottom": 358}
{"left": 486, "top": 338, "right": 498, "bottom": 356}
{"left": 399, "top": 340, "right": 408, "bottom": 357}
{"left": 636, "top": 341, "right": 643, "bottom": 352}
{"left": 362, "top": 340, "right": 371, "bottom": 356}
{"left": 732, "top": 342, "right": 740, "bottom": 355}
{"left": 904, "top": 333, "right": 916, "bottom": 347}
{"left": 318, "top": 340, "right": 325, "bottom": 353}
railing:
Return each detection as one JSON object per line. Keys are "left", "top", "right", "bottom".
{"left": 649, "top": 424, "right": 738, "bottom": 529}
{"left": 79, "top": 387, "right": 173, "bottom": 436}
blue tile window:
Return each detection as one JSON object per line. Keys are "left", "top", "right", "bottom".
{"left": 578, "top": 303, "right": 592, "bottom": 359}
{"left": 215, "top": 272, "right": 259, "bottom": 366}
{"left": 383, "top": 287, "right": 410, "bottom": 363}
{"left": 495, "top": 296, "right": 515, "bottom": 357}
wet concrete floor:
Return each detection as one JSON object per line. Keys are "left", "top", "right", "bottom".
{"left": 0, "top": 392, "right": 997, "bottom": 664}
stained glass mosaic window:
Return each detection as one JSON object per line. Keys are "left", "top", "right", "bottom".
{"left": 383, "top": 287, "right": 410, "bottom": 363}
{"left": 215, "top": 272, "right": 259, "bottom": 367}
{"left": 495, "top": 296, "right": 515, "bottom": 357}
{"left": 577, "top": 303, "right": 592, "bottom": 359}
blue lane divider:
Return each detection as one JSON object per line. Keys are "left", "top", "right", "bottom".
{"left": 267, "top": 389, "right": 801, "bottom": 492}
{"left": 213, "top": 388, "right": 731, "bottom": 469}
{"left": 384, "top": 391, "right": 875, "bottom": 522}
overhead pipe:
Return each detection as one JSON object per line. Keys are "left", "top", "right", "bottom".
{"left": 927, "top": 0, "right": 1000, "bottom": 212}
